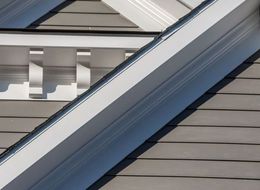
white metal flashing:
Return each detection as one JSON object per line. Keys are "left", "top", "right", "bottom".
{"left": 0, "top": 0, "right": 259, "bottom": 189}
{"left": 102, "top": 0, "right": 177, "bottom": 31}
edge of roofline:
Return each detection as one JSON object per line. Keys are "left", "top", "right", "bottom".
{"left": 0, "top": 0, "right": 259, "bottom": 189}
{"left": 0, "top": 0, "right": 66, "bottom": 28}
{"left": 102, "top": 0, "right": 177, "bottom": 31}
{"left": 0, "top": 33, "right": 155, "bottom": 49}
{"left": 48, "top": 10, "right": 260, "bottom": 190}
{"left": 0, "top": 28, "right": 160, "bottom": 36}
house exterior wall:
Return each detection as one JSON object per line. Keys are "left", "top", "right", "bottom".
{"left": 90, "top": 51, "right": 260, "bottom": 190}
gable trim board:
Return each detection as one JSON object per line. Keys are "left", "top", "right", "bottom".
{"left": 0, "top": 0, "right": 259, "bottom": 189}
{"left": 102, "top": 0, "right": 177, "bottom": 31}
{"left": 178, "top": 0, "right": 205, "bottom": 9}
{"left": 0, "top": 30, "right": 155, "bottom": 49}
{"left": 0, "top": 0, "right": 66, "bottom": 28}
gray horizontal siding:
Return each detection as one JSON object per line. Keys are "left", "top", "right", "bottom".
{"left": 34, "top": 13, "right": 137, "bottom": 28}
{"left": 0, "top": 133, "right": 27, "bottom": 148}
{"left": 0, "top": 100, "right": 69, "bottom": 154}
{"left": 29, "top": 0, "right": 140, "bottom": 31}
{"left": 170, "top": 110, "right": 260, "bottom": 127}
{"left": 0, "top": 149, "right": 5, "bottom": 154}
{"left": 0, "top": 117, "right": 46, "bottom": 132}
{"left": 51, "top": 1, "right": 117, "bottom": 14}
{"left": 0, "top": 101, "right": 67, "bottom": 117}
{"left": 208, "top": 79, "right": 260, "bottom": 94}
{"left": 90, "top": 51, "right": 260, "bottom": 189}
{"left": 190, "top": 94, "right": 260, "bottom": 111}
{"left": 92, "top": 177, "right": 260, "bottom": 190}
{"left": 34, "top": 25, "right": 142, "bottom": 31}
{"left": 108, "top": 159, "right": 260, "bottom": 179}
{"left": 228, "top": 63, "right": 260, "bottom": 78}
{"left": 128, "top": 143, "right": 260, "bottom": 161}
{"left": 149, "top": 126, "right": 260, "bottom": 144}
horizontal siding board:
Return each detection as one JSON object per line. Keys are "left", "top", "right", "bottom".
{"left": 149, "top": 126, "right": 260, "bottom": 144}
{"left": 93, "top": 53, "right": 260, "bottom": 189}
{"left": 52, "top": 1, "right": 117, "bottom": 14}
{"left": 190, "top": 94, "right": 260, "bottom": 111}
{"left": 208, "top": 79, "right": 260, "bottom": 94}
{"left": 34, "top": 25, "right": 141, "bottom": 31}
{"left": 0, "top": 101, "right": 67, "bottom": 117}
{"left": 228, "top": 63, "right": 260, "bottom": 78}
{"left": 128, "top": 143, "right": 260, "bottom": 161}
{"left": 92, "top": 176, "right": 260, "bottom": 190}
{"left": 35, "top": 13, "right": 137, "bottom": 27}
{"left": 0, "top": 118, "right": 46, "bottom": 132}
{"left": 109, "top": 160, "right": 260, "bottom": 179}
{"left": 0, "top": 133, "right": 27, "bottom": 148}
{"left": 0, "top": 149, "right": 5, "bottom": 154}
{"left": 170, "top": 110, "right": 260, "bottom": 127}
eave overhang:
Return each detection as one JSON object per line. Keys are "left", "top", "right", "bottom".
{"left": 0, "top": 0, "right": 259, "bottom": 189}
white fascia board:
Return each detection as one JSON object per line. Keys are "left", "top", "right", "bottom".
{"left": 178, "top": 0, "right": 204, "bottom": 9}
{"left": 0, "top": 0, "right": 66, "bottom": 28}
{"left": 102, "top": 0, "right": 177, "bottom": 31}
{"left": 0, "top": 0, "right": 259, "bottom": 189}
{"left": 0, "top": 33, "right": 154, "bottom": 49}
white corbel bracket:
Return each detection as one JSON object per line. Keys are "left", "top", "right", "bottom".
{"left": 29, "top": 48, "right": 43, "bottom": 98}
{"left": 77, "top": 50, "right": 91, "bottom": 96}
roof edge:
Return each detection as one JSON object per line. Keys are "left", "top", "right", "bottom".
{"left": 0, "top": 0, "right": 259, "bottom": 189}
{"left": 0, "top": 0, "right": 66, "bottom": 28}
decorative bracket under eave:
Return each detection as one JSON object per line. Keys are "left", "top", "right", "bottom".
{"left": 76, "top": 50, "right": 91, "bottom": 96}
{"left": 29, "top": 48, "right": 44, "bottom": 98}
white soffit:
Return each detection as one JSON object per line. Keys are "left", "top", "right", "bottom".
{"left": 102, "top": 0, "right": 177, "bottom": 31}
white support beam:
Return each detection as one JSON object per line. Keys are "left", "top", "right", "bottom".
{"left": 77, "top": 50, "right": 91, "bottom": 95}
{"left": 0, "top": 33, "right": 154, "bottom": 49}
{"left": 29, "top": 49, "right": 44, "bottom": 98}
{"left": 102, "top": 0, "right": 177, "bottom": 31}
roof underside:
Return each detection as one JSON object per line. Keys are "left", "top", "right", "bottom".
{"left": 90, "top": 50, "right": 260, "bottom": 190}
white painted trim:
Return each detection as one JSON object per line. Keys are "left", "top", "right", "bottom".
{"left": 0, "top": 0, "right": 259, "bottom": 189}
{"left": 29, "top": 48, "right": 44, "bottom": 98}
{"left": 0, "top": 33, "right": 153, "bottom": 49}
{"left": 178, "top": 0, "right": 204, "bottom": 9}
{"left": 41, "top": 6, "right": 260, "bottom": 190}
{"left": 76, "top": 50, "right": 91, "bottom": 96}
{"left": 0, "top": 0, "right": 66, "bottom": 28}
{"left": 102, "top": 0, "right": 177, "bottom": 31}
